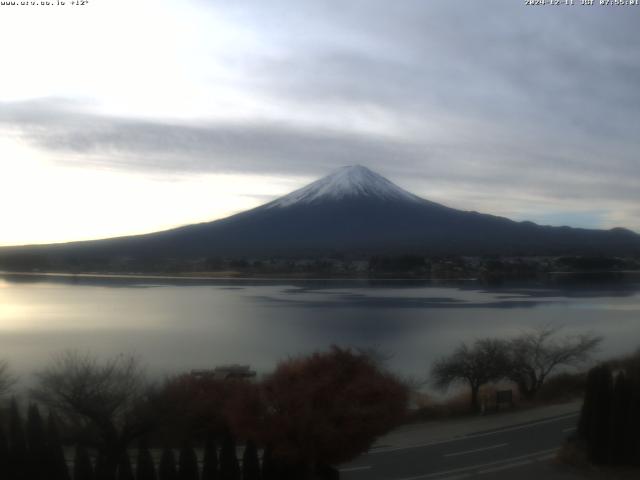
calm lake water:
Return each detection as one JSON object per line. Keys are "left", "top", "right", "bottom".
{"left": 1, "top": 274, "right": 639, "bottom": 385}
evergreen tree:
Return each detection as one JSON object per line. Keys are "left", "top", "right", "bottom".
{"left": 609, "top": 372, "right": 631, "bottom": 464}
{"left": 580, "top": 362, "right": 640, "bottom": 467}
{"left": 241, "top": 440, "right": 260, "bottom": 480}
{"left": 47, "top": 412, "right": 71, "bottom": 480}
{"left": 219, "top": 431, "right": 240, "bottom": 480}
{"left": 625, "top": 371, "right": 640, "bottom": 466}
{"left": 9, "top": 398, "right": 28, "bottom": 480}
{"left": 159, "top": 447, "right": 178, "bottom": 480}
{"left": 581, "top": 365, "right": 613, "bottom": 464}
{"left": 73, "top": 445, "right": 95, "bottom": 480}
{"left": 116, "top": 452, "right": 135, "bottom": 480}
{"left": 260, "top": 446, "right": 276, "bottom": 480}
{"left": 0, "top": 425, "right": 10, "bottom": 478}
{"left": 577, "top": 367, "right": 597, "bottom": 440}
{"left": 201, "top": 434, "right": 219, "bottom": 480}
{"left": 27, "top": 404, "right": 48, "bottom": 480}
{"left": 594, "top": 365, "right": 613, "bottom": 465}
{"left": 136, "top": 438, "right": 157, "bottom": 480}
{"left": 178, "top": 440, "right": 199, "bottom": 480}
{"left": 95, "top": 451, "right": 116, "bottom": 480}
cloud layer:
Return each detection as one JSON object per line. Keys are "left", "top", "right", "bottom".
{"left": 1, "top": 0, "right": 639, "bottom": 233}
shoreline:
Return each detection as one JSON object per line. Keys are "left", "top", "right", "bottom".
{"left": 1, "top": 269, "right": 639, "bottom": 283}
{"left": 0, "top": 270, "right": 481, "bottom": 282}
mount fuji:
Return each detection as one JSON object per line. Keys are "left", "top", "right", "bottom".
{"left": 1, "top": 165, "right": 639, "bottom": 267}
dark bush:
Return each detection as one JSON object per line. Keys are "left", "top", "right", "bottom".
{"left": 241, "top": 440, "right": 260, "bottom": 480}
{"left": 9, "top": 399, "right": 28, "bottom": 480}
{"left": 136, "top": 438, "right": 157, "bottom": 480}
{"left": 95, "top": 451, "right": 115, "bottom": 480}
{"left": 178, "top": 441, "right": 199, "bottom": 480}
{"left": 201, "top": 434, "right": 219, "bottom": 480}
{"left": 159, "top": 448, "right": 178, "bottom": 480}
{"left": 578, "top": 358, "right": 640, "bottom": 466}
{"left": 536, "top": 372, "right": 586, "bottom": 403}
{"left": 260, "top": 445, "right": 276, "bottom": 480}
{"left": 116, "top": 453, "right": 135, "bottom": 480}
{"left": 259, "top": 347, "right": 407, "bottom": 471}
{"left": 46, "top": 413, "right": 71, "bottom": 480}
{"left": 73, "top": 445, "right": 94, "bottom": 480}
{"left": 0, "top": 426, "right": 9, "bottom": 476}
{"left": 219, "top": 430, "right": 240, "bottom": 480}
{"left": 27, "top": 404, "right": 48, "bottom": 480}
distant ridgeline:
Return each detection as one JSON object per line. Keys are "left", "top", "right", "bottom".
{"left": 1, "top": 166, "right": 639, "bottom": 274}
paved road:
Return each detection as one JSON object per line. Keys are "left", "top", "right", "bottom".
{"left": 340, "top": 412, "right": 580, "bottom": 480}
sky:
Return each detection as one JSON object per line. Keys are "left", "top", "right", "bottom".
{"left": 1, "top": 0, "right": 639, "bottom": 246}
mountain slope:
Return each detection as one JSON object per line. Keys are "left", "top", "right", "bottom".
{"left": 1, "top": 166, "right": 639, "bottom": 268}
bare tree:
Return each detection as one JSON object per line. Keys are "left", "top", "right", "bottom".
{"left": 431, "top": 338, "right": 510, "bottom": 412}
{"left": 0, "top": 359, "right": 17, "bottom": 397}
{"left": 31, "top": 351, "right": 153, "bottom": 478}
{"left": 506, "top": 326, "right": 602, "bottom": 400}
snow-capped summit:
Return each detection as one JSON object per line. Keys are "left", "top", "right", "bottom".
{"left": 268, "top": 165, "right": 422, "bottom": 208}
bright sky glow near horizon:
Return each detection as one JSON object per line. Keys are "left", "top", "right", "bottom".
{"left": 1, "top": 0, "right": 639, "bottom": 246}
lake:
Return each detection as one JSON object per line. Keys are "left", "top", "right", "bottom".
{"left": 1, "top": 274, "right": 639, "bottom": 387}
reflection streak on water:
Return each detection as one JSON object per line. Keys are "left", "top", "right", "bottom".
{"left": 0, "top": 274, "right": 639, "bottom": 382}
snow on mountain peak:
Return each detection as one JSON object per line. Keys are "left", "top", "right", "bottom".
{"left": 268, "top": 165, "right": 422, "bottom": 208}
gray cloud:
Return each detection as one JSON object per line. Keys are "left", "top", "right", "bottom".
{"left": 233, "top": 1, "right": 640, "bottom": 159}
{"left": 2, "top": 97, "right": 638, "bottom": 227}
{"left": 2, "top": 0, "right": 640, "bottom": 230}
{"left": 0, "top": 98, "right": 427, "bottom": 177}
{"left": 229, "top": 1, "right": 640, "bottom": 118}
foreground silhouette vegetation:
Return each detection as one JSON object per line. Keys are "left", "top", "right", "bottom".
{"left": 0, "top": 347, "right": 409, "bottom": 480}
{"left": 575, "top": 350, "right": 640, "bottom": 467}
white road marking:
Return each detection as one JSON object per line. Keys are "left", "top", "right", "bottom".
{"left": 562, "top": 426, "right": 577, "bottom": 433}
{"left": 436, "top": 475, "right": 471, "bottom": 480}
{"left": 444, "top": 443, "right": 508, "bottom": 458}
{"left": 476, "top": 459, "right": 532, "bottom": 474}
{"left": 391, "top": 447, "right": 559, "bottom": 480}
{"left": 368, "top": 412, "right": 578, "bottom": 454}
{"left": 339, "top": 465, "right": 372, "bottom": 473}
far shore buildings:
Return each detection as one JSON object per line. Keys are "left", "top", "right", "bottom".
{"left": 191, "top": 364, "right": 257, "bottom": 380}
